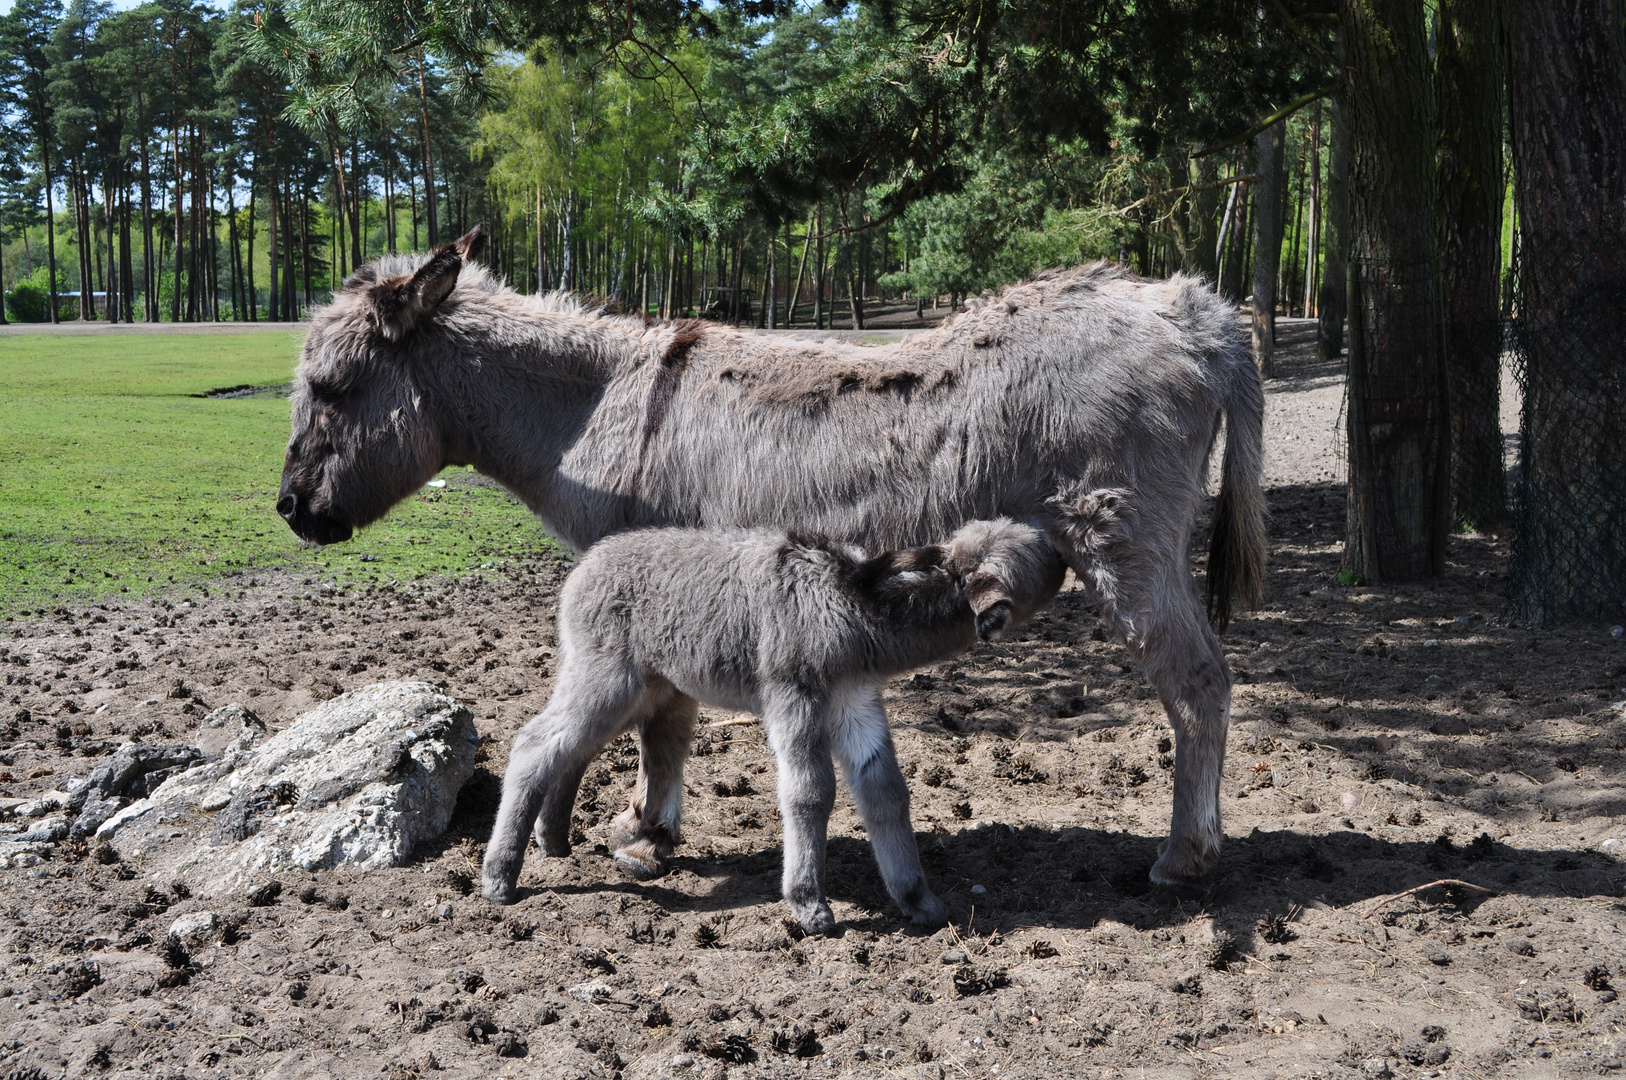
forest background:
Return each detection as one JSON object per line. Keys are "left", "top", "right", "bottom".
{"left": 0, "top": 0, "right": 1343, "bottom": 332}
{"left": 1, "top": 0, "right": 1623, "bottom": 629}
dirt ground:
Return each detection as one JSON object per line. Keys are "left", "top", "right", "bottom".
{"left": 2, "top": 321, "right": 1624, "bottom": 1080}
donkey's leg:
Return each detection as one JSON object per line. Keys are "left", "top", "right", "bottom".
{"left": 612, "top": 689, "right": 698, "bottom": 881}
{"left": 761, "top": 689, "right": 839, "bottom": 935}
{"left": 481, "top": 659, "right": 645, "bottom": 905}
{"left": 831, "top": 684, "right": 948, "bottom": 928}
{"left": 1098, "top": 563, "right": 1231, "bottom": 890}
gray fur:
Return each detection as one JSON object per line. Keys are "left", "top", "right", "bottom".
{"left": 480, "top": 519, "right": 1065, "bottom": 931}
{"left": 277, "top": 228, "right": 1267, "bottom": 888}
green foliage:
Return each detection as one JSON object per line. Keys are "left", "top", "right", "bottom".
{"left": 476, "top": 43, "right": 697, "bottom": 248}
{"left": 0, "top": 332, "right": 556, "bottom": 615}
{"left": 3, "top": 264, "right": 71, "bottom": 321}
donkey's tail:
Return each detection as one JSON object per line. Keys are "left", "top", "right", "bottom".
{"left": 1206, "top": 337, "right": 1268, "bottom": 631}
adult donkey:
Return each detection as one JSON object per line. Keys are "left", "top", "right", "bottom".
{"left": 276, "top": 227, "right": 1265, "bottom": 892}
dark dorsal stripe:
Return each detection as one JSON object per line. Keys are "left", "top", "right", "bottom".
{"left": 638, "top": 320, "right": 706, "bottom": 456}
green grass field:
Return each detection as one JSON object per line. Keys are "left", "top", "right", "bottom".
{"left": 0, "top": 331, "right": 557, "bottom": 616}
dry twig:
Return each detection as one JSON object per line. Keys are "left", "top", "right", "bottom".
{"left": 1361, "top": 878, "right": 1494, "bottom": 919}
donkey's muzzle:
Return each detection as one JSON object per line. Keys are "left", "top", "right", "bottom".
{"left": 276, "top": 486, "right": 353, "bottom": 546}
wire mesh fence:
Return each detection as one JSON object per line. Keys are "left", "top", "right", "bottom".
{"left": 1502, "top": 222, "right": 1626, "bottom": 625}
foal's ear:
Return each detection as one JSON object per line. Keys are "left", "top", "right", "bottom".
{"left": 965, "top": 572, "right": 1016, "bottom": 641}
{"left": 367, "top": 244, "right": 464, "bottom": 341}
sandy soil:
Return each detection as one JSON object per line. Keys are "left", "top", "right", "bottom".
{"left": 1, "top": 321, "right": 1623, "bottom": 1080}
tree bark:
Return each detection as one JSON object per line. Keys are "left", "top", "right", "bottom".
{"left": 1317, "top": 95, "right": 1350, "bottom": 359}
{"left": 1340, "top": 0, "right": 1449, "bottom": 582}
{"left": 1503, "top": 0, "right": 1626, "bottom": 622}
{"left": 1436, "top": 0, "right": 1507, "bottom": 528}
{"left": 1251, "top": 122, "right": 1285, "bottom": 375}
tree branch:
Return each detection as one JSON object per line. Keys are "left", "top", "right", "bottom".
{"left": 1267, "top": 0, "right": 1339, "bottom": 71}
{"left": 1193, "top": 83, "right": 1337, "bottom": 159}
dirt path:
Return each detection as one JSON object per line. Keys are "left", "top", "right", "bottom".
{"left": 0, "top": 323, "right": 1620, "bottom": 1080}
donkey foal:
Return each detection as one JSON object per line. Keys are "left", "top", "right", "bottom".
{"left": 482, "top": 519, "right": 1064, "bottom": 932}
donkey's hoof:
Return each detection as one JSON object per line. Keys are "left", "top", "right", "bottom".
{"left": 612, "top": 843, "right": 669, "bottom": 881}
{"left": 906, "top": 892, "right": 950, "bottom": 929}
{"left": 607, "top": 809, "right": 641, "bottom": 851}
{"left": 1149, "top": 839, "right": 1219, "bottom": 891}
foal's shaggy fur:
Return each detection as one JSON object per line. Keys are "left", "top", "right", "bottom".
{"left": 481, "top": 520, "right": 1065, "bottom": 931}
{"left": 278, "top": 227, "right": 1265, "bottom": 889}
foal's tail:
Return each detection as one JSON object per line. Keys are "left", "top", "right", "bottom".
{"left": 1205, "top": 325, "right": 1268, "bottom": 632}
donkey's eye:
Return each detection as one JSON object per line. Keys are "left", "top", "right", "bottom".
{"left": 307, "top": 380, "right": 344, "bottom": 401}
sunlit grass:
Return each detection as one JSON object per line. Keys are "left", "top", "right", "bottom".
{"left": 0, "top": 332, "right": 556, "bottom": 615}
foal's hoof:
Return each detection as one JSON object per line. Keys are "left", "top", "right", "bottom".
{"left": 482, "top": 878, "right": 520, "bottom": 907}
{"left": 612, "top": 840, "right": 670, "bottom": 881}
{"left": 790, "top": 900, "right": 837, "bottom": 937}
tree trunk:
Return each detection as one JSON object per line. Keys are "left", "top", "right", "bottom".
{"left": 1437, "top": 0, "right": 1507, "bottom": 529}
{"left": 247, "top": 168, "right": 257, "bottom": 322}
{"left": 350, "top": 141, "right": 363, "bottom": 271}
{"left": 1187, "top": 155, "right": 1222, "bottom": 281}
{"left": 1303, "top": 101, "right": 1321, "bottom": 319}
{"left": 1284, "top": 133, "right": 1307, "bottom": 316}
{"left": 1503, "top": 0, "right": 1626, "bottom": 622}
{"left": 417, "top": 54, "right": 439, "bottom": 247}
{"left": 1340, "top": 0, "right": 1449, "bottom": 583}
{"left": 171, "top": 132, "right": 184, "bottom": 323}
{"left": 814, "top": 201, "right": 825, "bottom": 329}
{"left": 102, "top": 167, "right": 117, "bottom": 323}
{"left": 138, "top": 118, "right": 154, "bottom": 322}
{"left": 0, "top": 204, "right": 7, "bottom": 322}
{"left": 1251, "top": 121, "right": 1285, "bottom": 375}
{"left": 1317, "top": 95, "right": 1350, "bottom": 360}
{"left": 42, "top": 140, "right": 58, "bottom": 323}
{"left": 758, "top": 226, "right": 771, "bottom": 329}
{"left": 268, "top": 176, "right": 280, "bottom": 322}
{"left": 1219, "top": 168, "right": 1249, "bottom": 302}
{"left": 227, "top": 180, "right": 243, "bottom": 321}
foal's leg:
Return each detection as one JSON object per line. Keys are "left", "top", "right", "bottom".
{"left": 611, "top": 688, "right": 698, "bottom": 880}
{"left": 481, "top": 656, "right": 645, "bottom": 905}
{"left": 831, "top": 684, "right": 948, "bottom": 928}
{"left": 761, "top": 689, "right": 838, "bottom": 935}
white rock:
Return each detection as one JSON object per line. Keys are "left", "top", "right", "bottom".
{"left": 569, "top": 980, "right": 614, "bottom": 1003}
{"left": 169, "top": 911, "right": 219, "bottom": 942}
{"left": 98, "top": 682, "right": 479, "bottom": 896}
{"left": 17, "top": 792, "right": 70, "bottom": 818}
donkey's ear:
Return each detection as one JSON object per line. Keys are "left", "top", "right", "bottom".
{"left": 367, "top": 245, "right": 463, "bottom": 341}
{"left": 454, "top": 225, "right": 487, "bottom": 263}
